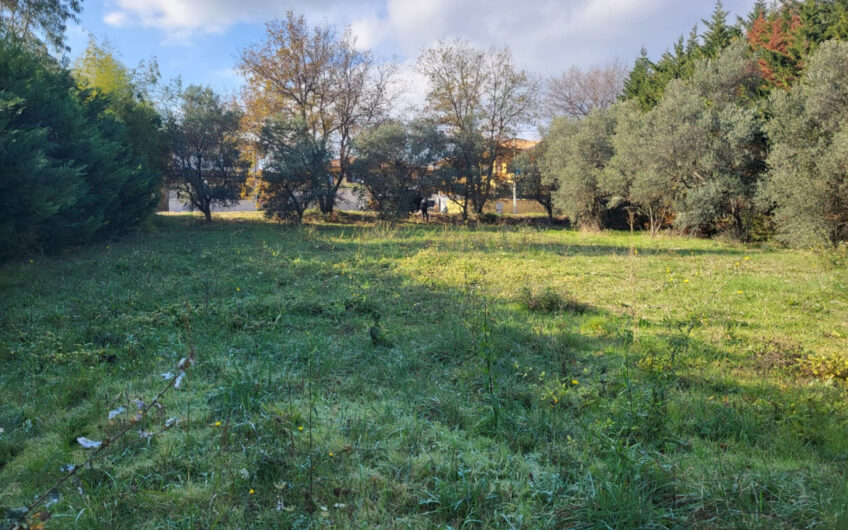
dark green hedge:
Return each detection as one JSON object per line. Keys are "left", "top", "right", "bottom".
{"left": 0, "top": 38, "right": 160, "bottom": 259}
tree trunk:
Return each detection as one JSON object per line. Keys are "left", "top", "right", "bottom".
{"left": 193, "top": 192, "right": 213, "bottom": 223}
{"left": 648, "top": 206, "right": 658, "bottom": 237}
{"left": 319, "top": 184, "right": 337, "bottom": 214}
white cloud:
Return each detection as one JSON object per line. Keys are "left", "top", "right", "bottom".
{"left": 104, "top": 0, "right": 247, "bottom": 32}
{"left": 101, "top": 0, "right": 756, "bottom": 76}
{"left": 103, "top": 11, "right": 129, "bottom": 27}
{"left": 346, "top": 0, "right": 672, "bottom": 74}
{"left": 390, "top": 59, "right": 430, "bottom": 117}
{"left": 102, "top": 0, "right": 381, "bottom": 34}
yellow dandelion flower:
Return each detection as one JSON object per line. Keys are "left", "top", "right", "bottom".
{"left": 249, "top": 489, "right": 255, "bottom": 495}
{"left": 236, "top": 287, "right": 241, "bottom": 291}
{"left": 683, "top": 279, "right": 689, "bottom": 283}
{"left": 329, "top": 452, "right": 334, "bottom": 457}
{"left": 736, "top": 290, "right": 744, "bottom": 294}
{"left": 298, "top": 426, "right": 304, "bottom": 431}
{"left": 214, "top": 421, "right": 222, "bottom": 427}
{"left": 744, "top": 256, "right": 750, "bottom": 261}
{"left": 572, "top": 379, "right": 579, "bottom": 385}
{"left": 734, "top": 262, "right": 740, "bottom": 267}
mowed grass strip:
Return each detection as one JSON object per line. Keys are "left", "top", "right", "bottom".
{"left": 1, "top": 213, "right": 846, "bottom": 528}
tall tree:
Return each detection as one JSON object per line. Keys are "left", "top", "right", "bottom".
{"left": 0, "top": 0, "right": 82, "bottom": 51}
{"left": 238, "top": 11, "right": 393, "bottom": 214}
{"left": 73, "top": 38, "right": 168, "bottom": 178}
{"left": 545, "top": 60, "right": 628, "bottom": 119}
{"left": 165, "top": 85, "right": 249, "bottom": 222}
{"left": 701, "top": 1, "right": 741, "bottom": 59}
{"left": 623, "top": 1, "right": 743, "bottom": 111}
{"left": 827, "top": 0, "right": 848, "bottom": 40}
{"left": 0, "top": 37, "right": 158, "bottom": 257}
{"left": 416, "top": 39, "right": 539, "bottom": 218}
{"left": 622, "top": 47, "right": 658, "bottom": 110}
{"left": 762, "top": 40, "right": 848, "bottom": 246}
{"left": 746, "top": 4, "right": 815, "bottom": 91}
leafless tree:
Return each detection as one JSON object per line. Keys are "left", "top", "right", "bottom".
{"left": 545, "top": 60, "right": 628, "bottom": 120}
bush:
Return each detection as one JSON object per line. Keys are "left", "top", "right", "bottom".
{"left": 517, "top": 286, "right": 588, "bottom": 313}
{"left": 0, "top": 38, "right": 159, "bottom": 259}
{"left": 478, "top": 212, "right": 500, "bottom": 224}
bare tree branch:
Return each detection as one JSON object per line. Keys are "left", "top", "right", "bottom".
{"left": 545, "top": 60, "right": 628, "bottom": 120}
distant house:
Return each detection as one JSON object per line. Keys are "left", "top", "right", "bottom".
{"left": 492, "top": 138, "right": 539, "bottom": 180}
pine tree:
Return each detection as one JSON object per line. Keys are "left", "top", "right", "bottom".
{"left": 702, "top": 1, "right": 742, "bottom": 58}
{"left": 686, "top": 25, "right": 701, "bottom": 56}
{"left": 741, "top": 0, "right": 768, "bottom": 29}
{"left": 622, "top": 47, "right": 657, "bottom": 110}
{"left": 825, "top": 0, "right": 848, "bottom": 40}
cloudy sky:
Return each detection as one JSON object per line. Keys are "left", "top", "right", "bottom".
{"left": 67, "top": 0, "right": 757, "bottom": 107}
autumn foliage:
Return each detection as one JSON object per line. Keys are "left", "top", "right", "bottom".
{"left": 747, "top": 8, "right": 808, "bottom": 89}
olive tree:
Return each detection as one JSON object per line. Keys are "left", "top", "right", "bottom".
{"left": 762, "top": 40, "right": 848, "bottom": 246}
{"left": 350, "top": 120, "right": 446, "bottom": 221}
{"left": 165, "top": 85, "right": 249, "bottom": 222}
{"left": 542, "top": 108, "right": 616, "bottom": 230}
{"left": 258, "top": 116, "right": 330, "bottom": 223}
{"left": 635, "top": 43, "right": 765, "bottom": 239}
{"left": 604, "top": 101, "right": 673, "bottom": 235}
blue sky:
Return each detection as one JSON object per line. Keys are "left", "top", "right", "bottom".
{"left": 67, "top": 0, "right": 758, "bottom": 105}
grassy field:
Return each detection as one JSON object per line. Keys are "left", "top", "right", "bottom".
{"left": 1, "top": 213, "right": 847, "bottom": 528}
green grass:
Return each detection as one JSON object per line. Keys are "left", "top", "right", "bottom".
{"left": 1, "top": 213, "right": 847, "bottom": 528}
